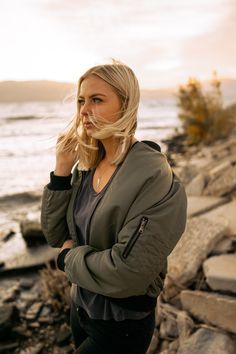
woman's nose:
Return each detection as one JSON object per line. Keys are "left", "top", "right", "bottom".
{"left": 80, "top": 101, "right": 91, "bottom": 116}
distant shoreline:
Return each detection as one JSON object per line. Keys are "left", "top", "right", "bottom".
{"left": 0, "top": 78, "right": 236, "bottom": 103}
{"left": 0, "top": 80, "right": 176, "bottom": 102}
{"left": 0, "top": 80, "right": 76, "bottom": 102}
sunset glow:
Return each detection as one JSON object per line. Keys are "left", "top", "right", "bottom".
{"left": 0, "top": 0, "right": 235, "bottom": 88}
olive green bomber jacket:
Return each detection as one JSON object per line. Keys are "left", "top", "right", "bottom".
{"left": 41, "top": 141, "right": 187, "bottom": 300}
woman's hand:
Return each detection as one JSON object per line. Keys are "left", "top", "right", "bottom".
{"left": 60, "top": 239, "right": 74, "bottom": 251}
{"left": 54, "top": 135, "right": 79, "bottom": 176}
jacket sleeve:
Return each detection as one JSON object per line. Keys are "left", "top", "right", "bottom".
{"left": 64, "top": 174, "right": 187, "bottom": 298}
{"left": 40, "top": 172, "right": 73, "bottom": 248}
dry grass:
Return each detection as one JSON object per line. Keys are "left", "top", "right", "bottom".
{"left": 39, "top": 263, "right": 71, "bottom": 312}
{"left": 177, "top": 73, "right": 236, "bottom": 145}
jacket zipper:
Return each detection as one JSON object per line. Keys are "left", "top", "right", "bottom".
{"left": 122, "top": 216, "right": 149, "bottom": 259}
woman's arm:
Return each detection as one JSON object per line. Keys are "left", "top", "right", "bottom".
{"left": 40, "top": 135, "right": 79, "bottom": 248}
{"left": 62, "top": 173, "right": 187, "bottom": 298}
{"left": 40, "top": 173, "right": 73, "bottom": 247}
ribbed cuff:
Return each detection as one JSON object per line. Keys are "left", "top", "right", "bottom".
{"left": 57, "top": 248, "right": 71, "bottom": 271}
{"left": 47, "top": 171, "right": 72, "bottom": 190}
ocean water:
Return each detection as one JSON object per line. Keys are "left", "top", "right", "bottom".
{"left": 0, "top": 97, "right": 179, "bottom": 198}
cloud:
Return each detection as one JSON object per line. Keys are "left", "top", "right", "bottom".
{"left": 180, "top": 0, "right": 236, "bottom": 80}
{"left": 0, "top": 0, "right": 235, "bottom": 87}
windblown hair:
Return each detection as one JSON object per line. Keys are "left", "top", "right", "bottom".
{"left": 57, "top": 60, "right": 140, "bottom": 169}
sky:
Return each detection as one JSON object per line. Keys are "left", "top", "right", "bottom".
{"left": 0, "top": 0, "right": 236, "bottom": 88}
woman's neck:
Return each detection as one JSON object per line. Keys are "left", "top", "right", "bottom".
{"left": 100, "top": 136, "right": 137, "bottom": 164}
{"left": 100, "top": 137, "right": 119, "bottom": 164}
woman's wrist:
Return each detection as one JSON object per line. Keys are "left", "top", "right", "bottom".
{"left": 48, "top": 172, "right": 72, "bottom": 190}
{"left": 57, "top": 248, "right": 71, "bottom": 271}
{"left": 54, "top": 163, "right": 73, "bottom": 176}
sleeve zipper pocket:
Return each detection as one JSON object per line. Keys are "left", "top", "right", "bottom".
{"left": 122, "top": 216, "right": 149, "bottom": 259}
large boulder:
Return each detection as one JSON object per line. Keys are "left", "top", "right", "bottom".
{"left": 0, "top": 232, "right": 59, "bottom": 273}
{"left": 177, "top": 327, "right": 235, "bottom": 354}
{"left": 164, "top": 216, "right": 228, "bottom": 299}
{"left": 187, "top": 196, "right": 227, "bottom": 218}
{"left": 204, "top": 165, "right": 236, "bottom": 197}
{"left": 204, "top": 201, "right": 236, "bottom": 236}
{"left": 20, "top": 211, "right": 46, "bottom": 247}
{"left": 185, "top": 173, "right": 208, "bottom": 196}
{"left": 180, "top": 290, "right": 236, "bottom": 334}
{"left": 203, "top": 254, "right": 236, "bottom": 293}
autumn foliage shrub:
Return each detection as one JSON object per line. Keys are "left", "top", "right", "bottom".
{"left": 177, "top": 73, "right": 235, "bottom": 145}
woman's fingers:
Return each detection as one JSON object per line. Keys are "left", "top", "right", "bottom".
{"left": 54, "top": 135, "right": 79, "bottom": 176}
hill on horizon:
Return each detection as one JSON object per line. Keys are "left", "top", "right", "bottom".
{"left": 0, "top": 80, "right": 76, "bottom": 103}
{"left": 0, "top": 78, "right": 235, "bottom": 103}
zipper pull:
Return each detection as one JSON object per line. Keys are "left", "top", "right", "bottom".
{"left": 122, "top": 216, "right": 149, "bottom": 259}
{"left": 138, "top": 217, "right": 148, "bottom": 234}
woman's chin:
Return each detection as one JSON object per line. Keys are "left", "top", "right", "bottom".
{"left": 85, "top": 128, "right": 98, "bottom": 138}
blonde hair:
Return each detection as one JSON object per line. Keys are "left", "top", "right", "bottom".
{"left": 58, "top": 60, "right": 140, "bottom": 169}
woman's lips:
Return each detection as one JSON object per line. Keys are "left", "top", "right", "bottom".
{"left": 84, "top": 122, "right": 93, "bottom": 129}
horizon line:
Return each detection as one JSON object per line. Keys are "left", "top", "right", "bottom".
{"left": 0, "top": 76, "right": 236, "bottom": 91}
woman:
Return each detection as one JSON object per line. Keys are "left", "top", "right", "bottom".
{"left": 41, "top": 61, "right": 187, "bottom": 354}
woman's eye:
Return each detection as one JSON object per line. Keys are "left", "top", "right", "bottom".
{"left": 92, "top": 97, "right": 102, "bottom": 103}
{"left": 77, "top": 97, "right": 102, "bottom": 105}
{"left": 78, "top": 99, "right": 85, "bottom": 105}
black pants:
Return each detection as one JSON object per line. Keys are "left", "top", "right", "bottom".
{"left": 70, "top": 300, "right": 155, "bottom": 354}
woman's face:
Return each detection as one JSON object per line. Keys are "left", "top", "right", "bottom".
{"left": 78, "top": 74, "right": 122, "bottom": 136}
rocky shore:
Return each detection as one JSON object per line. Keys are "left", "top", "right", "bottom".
{"left": 0, "top": 193, "right": 74, "bottom": 353}
{"left": 0, "top": 133, "right": 236, "bottom": 353}
{"left": 147, "top": 132, "right": 236, "bottom": 354}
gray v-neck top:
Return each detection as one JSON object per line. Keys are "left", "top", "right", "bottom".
{"left": 72, "top": 167, "right": 150, "bottom": 320}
